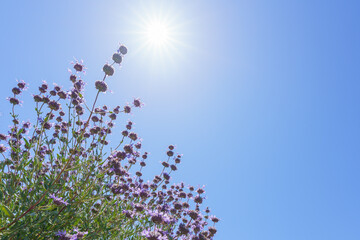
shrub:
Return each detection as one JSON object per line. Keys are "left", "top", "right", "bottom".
{"left": 0, "top": 44, "right": 219, "bottom": 239}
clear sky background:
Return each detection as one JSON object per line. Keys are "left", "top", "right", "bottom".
{"left": 1, "top": 1, "right": 360, "bottom": 239}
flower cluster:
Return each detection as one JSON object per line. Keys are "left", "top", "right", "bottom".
{"left": 0, "top": 44, "right": 219, "bottom": 239}
{"left": 56, "top": 228, "right": 88, "bottom": 240}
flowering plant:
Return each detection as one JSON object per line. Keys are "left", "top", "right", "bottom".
{"left": 0, "top": 45, "right": 219, "bottom": 239}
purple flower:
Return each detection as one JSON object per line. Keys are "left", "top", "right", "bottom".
{"left": 55, "top": 229, "right": 85, "bottom": 240}
{"left": 8, "top": 97, "right": 20, "bottom": 105}
{"left": 194, "top": 195, "right": 203, "bottom": 204}
{"left": 73, "top": 228, "right": 88, "bottom": 239}
{"left": 0, "top": 134, "right": 7, "bottom": 141}
{"left": 103, "top": 64, "right": 114, "bottom": 76}
{"left": 17, "top": 79, "right": 27, "bottom": 90}
{"left": 128, "top": 132, "right": 138, "bottom": 141}
{"left": 148, "top": 210, "right": 171, "bottom": 225}
{"left": 163, "top": 172, "right": 170, "bottom": 181}
{"left": 178, "top": 223, "right": 190, "bottom": 235}
{"left": 112, "top": 53, "right": 122, "bottom": 64}
{"left": 12, "top": 87, "right": 21, "bottom": 95}
{"left": 124, "top": 105, "right": 131, "bottom": 113}
{"left": 118, "top": 44, "right": 128, "bottom": 55}
{"left": 57, "top": 91, "right": 67, "bottom": 99}
{"left": 55, "top": 230, "right": 73, "bottom": 240}
{"left": 141, "top": 226, "right": 167, "bottom": 240}
{"left": 210, "top": 215, "right": 220, "bottom": 223}
{"left": 55, "top": 230, "right": 66, "bottom": 237}
{"left": 50, "top": 194, "right": 69, "bottom": 206}
{"left": 188, "top": 210, "right": 200, "bottom": 220}
{"left": 133, "top": 98, "right": 142, "bottom": 107}
{"left": 95, "top": 80, "right": 108, "bottom": 92}
{"left": 208, "top": 226, "right": 217, "bottom": 235}
{"left": 74, "top": 80, "right": 85, "bottom": 91}
{"left": 48, "top": 100, "right": 61, "bottom": 111}
{"left": 0, "top": 144, "right": 7, "bottom": 153}
{"left": 73, "top": 62, "right": 84, "bottom": 72}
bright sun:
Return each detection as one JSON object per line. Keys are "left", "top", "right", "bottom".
{"left": 145, "top": 20, "right": 170, "bottom": 46}
{"left": 125, "top": 2, "right": 190, "bottom": 67}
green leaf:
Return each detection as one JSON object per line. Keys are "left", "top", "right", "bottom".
{"left": 39, "top": 205, "right": 57, "bottom": 211}
{"left": 0, "top": 203, "right": 14, "bottom": 219}
{"left": 24, "top": 138, "right": 30, "bottom": 148}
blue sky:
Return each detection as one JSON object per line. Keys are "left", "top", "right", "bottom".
{"left": 1, "top": 0, "right": 360, "bottom": 239}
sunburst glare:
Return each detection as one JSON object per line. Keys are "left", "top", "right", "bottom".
{"left": 124, "top": 2, "right": 192, "bottom": 71}
{"left": 145, "top": 20, "right": 171, "bottom": 47}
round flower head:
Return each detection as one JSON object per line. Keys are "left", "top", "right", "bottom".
{"left": 210, "top": 215, "right": 220, "bottom": 223}
{"left": 70, "top": 74, "right": 77, "bottom": 82}
{"left": 141, "top": 227, "right": 165, "bottom": 240}
{"left": 178, "top": 223, "right": 190, "bottom": 235}
{"left": 124, "top": 105, "right": 131, "bottom": 113}
{"left": 57, "top": 91, "right": 67, "bottom": 99}
{"left": 50, "top": 90, "right": 57, "bottom": 96}
{"left": 17, "top": 80, "right": 27, "bottom": 89}
{"left": 50, "top": 194, "right": 68, "bottom": 206}
{"left": 133, "top": 98, "right": 143, "bottom": 107}
{"left": 118, "top": 44, "right": 128, "bottom": 55}
{"left": 0, "top": 144, "right": 7, "bottom": 153}
{"left": 74, "top": 62, "right": 84, "bottom": 72}
{"left": 74, "top": 228, "right": 88, "bottom": 239}
{"left": 91, "top": 116, "right": 99, "bottom": 122}
{"left": 12, "top": 87, "right": 21, "bottom": 95}
{"left": 188, "top": 210, "right": 200, "bottom": 220}
{"left": 48, "top": 100, "right": 60, "bottom": 111}
{"left": 41, "top": 81, "right": 48, "bottom": 90}
{"left": 112, "top": 53, "right": 123, "bottom": 64}
{"left": 194, "top": 195, "right": 203, "bottom": 204}
{"left": 208, "top": 226, "right": 217, "bottom": 235}
{"left": 95, "top": 80, "right": 108, "bottom": 92}
{"left": 0, "top": 134, "right": 7, "bottom": 141}
{"left": 103, "top": 64, "right": 114, "bottom": 76}
{"left": 8, "top": 97, "right": 20, "bottom": 105}
{"left": 128, "top": 132, "right": 138, "bottom": 141}
{"left": 163, "top": 172, "right": 171, "bottom": 181}
{"left": 55, "top": 230, "right": 66, "bottom": 238}
{"left": 109, "top": 113, "right": 116, "bottom": 120}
